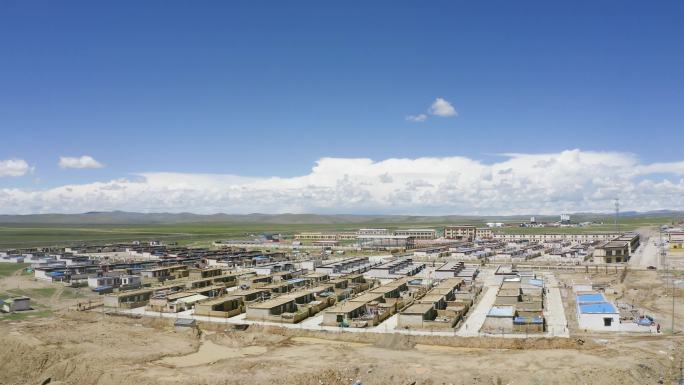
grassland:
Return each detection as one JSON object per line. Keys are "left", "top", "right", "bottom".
{"left": 0, "top": 215, "right": 675, "bottom": 249}
{"left": 0, "top": 263, "right": 29, "bottom": 277}
{"left": 0, "top": 222, "right": 450, "bottom": 248}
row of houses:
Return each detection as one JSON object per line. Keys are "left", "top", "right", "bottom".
{"left": 0, "top": 245, "right": 291, "bottom": 292}
{"left": 482, "top": 274, "right": 546, "bottom": 334}
{"left": 321, "top": 277, "right": 419, "bottom": 327}
{"left": 432, "top": 261, "right": 479, "bottom": 282}
{"left": 294, "top": 228, "right": 438, "bottom": 242}
{"left": 397, "top": 278, "right": 480, "bottom": 330}
{"left": 314, "top": 257, "right": 378, "bottom": 276}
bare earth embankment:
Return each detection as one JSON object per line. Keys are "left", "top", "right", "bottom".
{"left": 1, "top": 310, "right": 682, "bottom": 385}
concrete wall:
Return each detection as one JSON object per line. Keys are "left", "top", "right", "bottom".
{"left": 481, "top": 316, "right": 513, "bottom": 333}
{"left": 397, "top": 313, "right": 425, "bottom": 328}
{"left": 577, "top": 312, "right": 620, "bottom": 331}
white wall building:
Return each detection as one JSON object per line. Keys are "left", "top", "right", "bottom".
{"left": 576, "top": 292, "right": 620, "bottom": 331}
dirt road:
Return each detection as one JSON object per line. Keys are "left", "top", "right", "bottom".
{"left": 629, "top": 226, "right": 662, "bottom": 268}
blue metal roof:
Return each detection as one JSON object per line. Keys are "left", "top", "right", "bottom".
{"left": 488, "top": 306, "right": 515, "bottom": 317}
{"left": 528, "top": 279, "right": 544, "bottom": 287}
{"left": 576, "top": 293, "right": 605, "bottom": 303}
{"left": 514, "top": 316, "right": 544, "bottom": 324}
{"left": 287, "top": 278, "right": 306, "bottom": 284}
{"left": 579, "top": 302, "right": 617, "bottom": 314}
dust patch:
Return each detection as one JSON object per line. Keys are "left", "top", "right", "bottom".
{"left": 290, "top": 336, "right": 369, "bottom": 347}
{"left": 156, "top": 340, "right": 266, "bottom": 368}
{"left": 373, "top": 333, "right": 416, "bottom": 350}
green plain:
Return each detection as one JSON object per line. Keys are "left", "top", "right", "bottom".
{"left": 0, "top": 215, "right": 676, "bottom": 249}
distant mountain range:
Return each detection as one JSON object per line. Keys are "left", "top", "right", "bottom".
{"left": 0, "top": 210, "right": 682, "bottom": 225}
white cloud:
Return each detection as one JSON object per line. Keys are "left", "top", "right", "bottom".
{"left": 0, "top": 159, "right": 31, "bottom": 177}
{"left": 59, "top": 155, "right": 105, "bottom": 169}
{"left": 407, "top": 98, "right": 457, "bottom": 122}
{"left": 406, "top": 114, "right": 427, "bottom": 122}
{"left": 428, "top": 97, "right": 457, "bottom": 117}
{"left": 3, "top": 149, "right": 684, "bottom": 215}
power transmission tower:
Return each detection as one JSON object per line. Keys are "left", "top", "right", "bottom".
{"left": 614, "top": 198, "right": 620, "bottom": 233}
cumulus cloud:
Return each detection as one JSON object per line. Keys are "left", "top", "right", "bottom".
{"left": 2, "top": 149, "right": 684, "bottom": 215}
{"left": 406, "top": 114, "right": 427, "bottom": 122}
{"left": 428, "top": 97, "right": 457, "bottom": 117}
{"left": 407, "top": 97, "right": 457, "bottom": 122}
{"left": 0, "top": 159, "right": 31, "bottom": 177}
{"left": 59, "top": 155, "right": 105, "bottom": 169}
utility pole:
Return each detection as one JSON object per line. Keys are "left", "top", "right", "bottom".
{"left": 673, "top": 276, "right": 679, "bottom": 335}
{"left": 614, "top": 198, "right": 620, "bottom": 233}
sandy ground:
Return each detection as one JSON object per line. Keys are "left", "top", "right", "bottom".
{"left": 0, "top": 311, "right": 682, "bottom": 385}
{"left": 1, "top": 268, "right": 683, "bottom": 385}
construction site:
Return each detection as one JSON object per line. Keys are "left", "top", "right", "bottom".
{"left": 1, "top": 225, "right": 683, "bottom": 385}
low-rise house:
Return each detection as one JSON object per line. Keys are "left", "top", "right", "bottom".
{"left": 1, "top": 297, "right": 31, "bottom": 312}
{"left": 148, "top": 292, "right": 208, "bottom": 313}
{"left": 245, "top": 295, "right": 306, "bottom": 323}
{"left": 194, "top": 295, "right": 243, "bottom": 318}
{"left": 394, "top": 229, "right": 437, "bottom": 240}
{"left": 104, "top": 288, "right": 153, "bottom": 308}
{"left": 576, "top": 292, "right": 620, "bottom": 331}
{"left": 87, "top": 274, "right": 122, "bottom": 290}
{"left": 366, "top": 257, "right": 424, "bottom": 278}
{"left": 140, "top": 265, "right": 188, "bottom": 282}
{"left": 482, "top": 305, "right": 516, "bottom": 333}
{"left": 188, "top": 267, "right": 223, "bottom": 280}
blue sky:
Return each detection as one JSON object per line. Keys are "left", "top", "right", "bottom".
{"left": 1, "top": 1, "right": 684, "bottom": 214}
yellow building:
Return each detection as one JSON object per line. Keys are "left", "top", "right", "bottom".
{"left": 669, "top": 231, "right": 684, "bottom": 251}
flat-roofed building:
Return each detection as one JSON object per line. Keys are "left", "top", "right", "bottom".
{"left": 357, "top": 235, "right": 415, "bottom": 250}
{"left": 444, "top": 225, "right": 477, "bottom": 241}
{"left": 366, "top": 257, "right": 424, "bottom": 278}
{"left": 475, "top": 228, "right": 493, "bottom": 239}
{"left": 104, "top": 288, "right": 154, "bottom": 309}
{"left": 397, "top": 303, "right": 439, "bottom": 329}
{"left": 188, "top": 267, "right": 223, "bottom": 280}
{"left": 294, "top": 232, "right": 338, "bottom": 241}
{"left": 592, "top": 240, "right": 630, "bottom": 263}
{"left": 148, "top": 292, "right": 208, "bottom": 313}
{"left": 433, "top": 261, "right": 465, "bottom": 279}
{"left": 293, "top": 232, "right": 356, "bottom": 241}
{"left": 245, "top": 288, "right": 333, "bottom": 323}
{"left": 140, "top": 265, "right": 188, "bottom": 281}
{"left": 394, "top": 229, "right": 437, "bottom": 240}
{"left": 357, "top": 228, "right": 389, "bottom": 236}
{"left": 481, "top": 305, "right": 516, "bottom": 333}
{"left": 315, "top": 257, "right": 372, "bottom": 276}
{"left": 669, "top": 231, "right": 684, "bottom": 251}
{"left": 493, "top": 233, "right": 618, "bottom": 243}
{"left": 194, "top": 295, "right": 244, "bottom": 318}
{"left": 253, "top": 262, "right": 295, "bottom": 276}
{"left": 576, "top": 292, "right": 620, "bottom": 331}
{"left": 336, "top": 232, "right": 358, "bottom": 240}
{"left": 614, "top": 233, "right": 640, "bottom": 254}
{"left": 1, "top": 297, "right": 31, "bottom": 313}
{"left": 321, "top": 301, "right": 369, "bottom": 327}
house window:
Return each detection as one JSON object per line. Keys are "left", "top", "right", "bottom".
{"left": 603, "top": 317, "right": 612, "bottom": 327}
